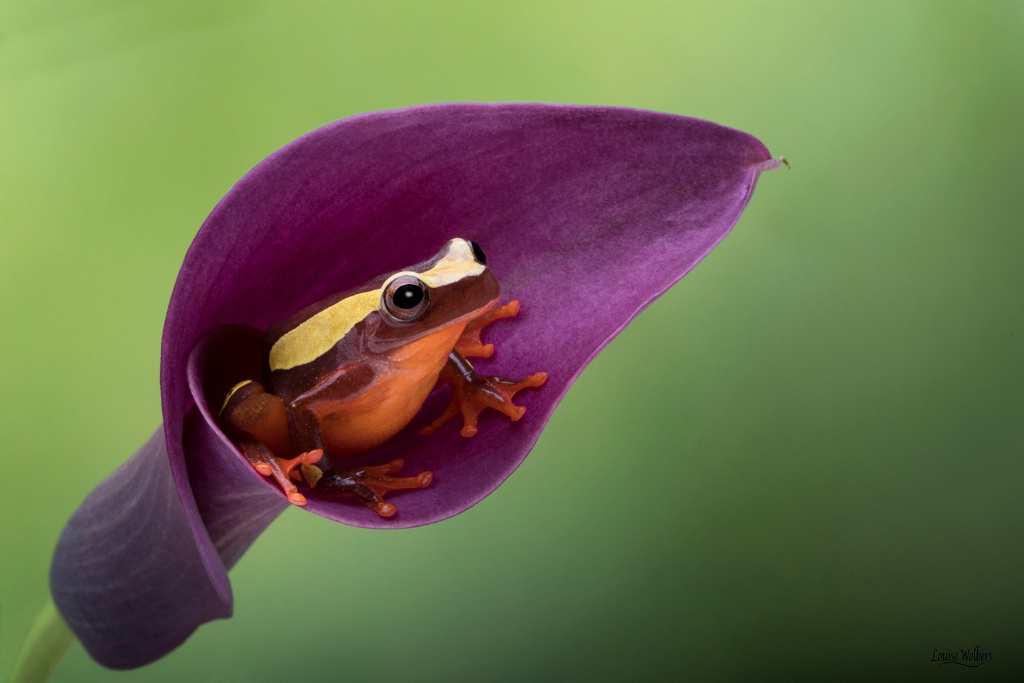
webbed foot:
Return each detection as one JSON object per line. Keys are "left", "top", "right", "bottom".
{"left": 239, "top": 442, "right": 323, "bottom": 505}
{"left": 311, "top": 458, "right": 433, "bottom": 518}
{"left": 421, "top": 353, "right": 547, "bottom": 438}
{"left": 456, "top": 299, "right": 521, "bottom": 358}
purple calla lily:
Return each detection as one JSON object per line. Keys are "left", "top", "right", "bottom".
{"left": 50, "top": 103, "right": 780, "bottom": 669}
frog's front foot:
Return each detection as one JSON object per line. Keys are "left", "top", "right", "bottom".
{"left": 310, "top": 458, "right": 433, "bottom": 518}
{"left": 421, "top": 352, "right": 548, "bottom": 438}
{"left": 456, "top": 299, "right": 521, "bottom": 358}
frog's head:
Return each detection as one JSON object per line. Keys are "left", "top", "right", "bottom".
{"left": 266, "top": 238, "right": 498, "bottom": 370}
{"left": 376, "top": 237, "right": 498, "bottom": 335}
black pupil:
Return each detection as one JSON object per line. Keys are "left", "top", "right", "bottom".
{"left": 469, "top": 240, "right": 486, "bottom": 265}
{"left": 394, "top": 284, "right": 424, "bottom": 309}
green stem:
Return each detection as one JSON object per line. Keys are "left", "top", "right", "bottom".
{"left": 6, "top": 600, "right": 74, "bottom": 683}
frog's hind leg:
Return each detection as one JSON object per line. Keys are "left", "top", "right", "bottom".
{"left": 220, "top": 379, "right": 322, "bottom": 505}
{"left": 237, "top": 441, "right": 323, "bottom": 505}
{"left": 308, "top": 458, "right": 433, "bottom": 518}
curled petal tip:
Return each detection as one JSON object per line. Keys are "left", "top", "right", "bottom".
{"left": 758, "top": 155, "right": 790, "bottom": 172}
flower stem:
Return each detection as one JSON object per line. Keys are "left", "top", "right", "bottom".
{"left": 6, "top": 600, "right": 74, "bottom": 683}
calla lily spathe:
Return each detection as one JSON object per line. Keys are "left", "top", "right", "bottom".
{"left": 50, "top": 103, "right": 781, "bottom": 669}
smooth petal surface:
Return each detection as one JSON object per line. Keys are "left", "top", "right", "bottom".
{"left": 50, "top": 428, "right": 237, "bottom": 668}
{"left": 51, "top": 104, "right": 778, "bottom": 668}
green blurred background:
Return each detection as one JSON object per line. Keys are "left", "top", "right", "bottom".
{"left": 2, "top": 1, "right": 1022, "bottom": 680}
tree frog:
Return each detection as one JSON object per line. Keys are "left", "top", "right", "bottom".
{"left": 219, "top": 238, "right": 547, "bottom": 517}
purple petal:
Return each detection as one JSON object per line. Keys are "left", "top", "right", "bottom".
{"left": 49, "top": 428, "right": 233, "bottom": 668}
{"left": 51, "top": 104, "right": 778, "bottom": 668}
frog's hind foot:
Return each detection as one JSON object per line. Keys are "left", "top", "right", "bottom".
{"left": 311, "top": 458, "right": 433, "bottom": 518}
{"left": 238, "top": 442, "right": 323, "bottom": 506}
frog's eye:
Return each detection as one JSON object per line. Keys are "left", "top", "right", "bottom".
{"left": 382, "top": 275, "right": 429, "bottom": 322}
{"left": 468, "top": 240, "right": 486, "bottom": 265}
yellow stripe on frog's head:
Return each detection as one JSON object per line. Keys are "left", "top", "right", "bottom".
{"left": 410, "top": 237, "right": 486, "bottom": 287}
{"left": 268, "top": 239, "right": 487, "bottom": 372}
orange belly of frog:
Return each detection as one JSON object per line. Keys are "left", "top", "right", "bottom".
{"left": 314, "top": 325, "right": 465, "bottom": 457}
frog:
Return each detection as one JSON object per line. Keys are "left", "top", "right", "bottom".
{"left": 218, "top": 238, "right": 547, "bottom": 518}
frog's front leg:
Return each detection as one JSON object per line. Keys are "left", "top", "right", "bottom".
{"left": 422, "top": 299, "right": 547, "bottom": 437}
{"left": 455, "top": 299, "right": 521, "bottom": 358}
{"left": 421, "top": 299, "right": 548, "bottom": 438}
{"left": 421, "top": 352, "right": 547, "bottom": 437}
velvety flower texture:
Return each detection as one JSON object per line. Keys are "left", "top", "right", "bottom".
{"left": 50, "top": 104, "right": 780, "bottom": 669}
